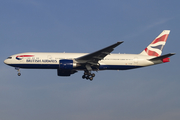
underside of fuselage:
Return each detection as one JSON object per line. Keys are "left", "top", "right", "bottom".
{"left": 7, "top": 63, "right": 143, "bottom": 70}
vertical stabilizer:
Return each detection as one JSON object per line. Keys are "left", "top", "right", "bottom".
{"left": 140, "top": 30, "right": 170, "bottom": 56}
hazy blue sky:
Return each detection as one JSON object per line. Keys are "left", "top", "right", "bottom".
{"left": 0, "top": 0, "right": 180, "bottom": 120}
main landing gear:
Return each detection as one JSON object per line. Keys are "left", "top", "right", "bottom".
{"left": 15, "top": 67, "right": 21, "bottom": 76}
{"left": 82, "top": 70, "right": 95, "bottom": 81}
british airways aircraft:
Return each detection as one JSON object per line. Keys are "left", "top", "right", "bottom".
{"left": 4, "top": 30, "right": 175, "bottom": 81}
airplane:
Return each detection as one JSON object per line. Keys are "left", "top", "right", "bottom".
{"left": 4, "top": 30, "right": 175, "bottom": 81}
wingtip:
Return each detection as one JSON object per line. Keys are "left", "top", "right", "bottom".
{"left": 170, "top": 53, "right": 176, "bottom": 55}
{"left": 117, "top": 41, "right": 124, "bottom": 44}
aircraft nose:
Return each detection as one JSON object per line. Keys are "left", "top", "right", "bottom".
{"left": 4, "top": 59, "right": 8, "bottom": 64}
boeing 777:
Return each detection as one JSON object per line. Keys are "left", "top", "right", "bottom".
{"left": 4, "top": 30, "right": 175, "bottom": 81}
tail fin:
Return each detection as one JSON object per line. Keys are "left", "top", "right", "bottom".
{"left": 140, "top": 30, "right": 170, "bottom": 56}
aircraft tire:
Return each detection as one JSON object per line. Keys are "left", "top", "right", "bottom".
{"left": 86, "top": 76, "right": 89, "bottom": 80}
{"left": 18, "top": 73, "right": 21, "bottom": 76}
{"left": 82, "top": 75, "right": 86, "bottom": 79}
{"left": 89, "top": 77, "right": 93, "bottom": 81}
{"left": 91, "top": 73, "right": 95, "bottom": 77}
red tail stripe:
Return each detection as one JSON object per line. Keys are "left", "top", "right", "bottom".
{"left": 151, "top": 34, "right": 169, "bottom": 44}
{"left": 145, "top": 48, "right": 159, "bottom": 56}
{"left": 16, "top": 55, "right": 34, "bottom": 58}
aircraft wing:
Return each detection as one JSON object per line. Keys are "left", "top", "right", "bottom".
{"left": 76, "top": 41, "right": 123, "bottom": 65}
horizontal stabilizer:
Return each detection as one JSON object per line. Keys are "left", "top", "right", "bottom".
{"left": 149, "top": 53, "right": 175, "bottom": 61}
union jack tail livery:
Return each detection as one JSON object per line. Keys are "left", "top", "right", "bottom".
{"left": 140, "top": 30, "right": 170, "bottom": 56}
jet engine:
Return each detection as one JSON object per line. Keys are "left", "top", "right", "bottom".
{"left": 59, "top": 59, "right": 77, "bottom": 69}
{"left": 57, "top": 59, "right": 77, "bottom": 76}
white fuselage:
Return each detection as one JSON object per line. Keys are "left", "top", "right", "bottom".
{"left": 4, "top": 52, "right": 161, "bottom": 71}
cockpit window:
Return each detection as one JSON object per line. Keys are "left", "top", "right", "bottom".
{"left": 7, "top": 57, "right": 12, "bottom": 59}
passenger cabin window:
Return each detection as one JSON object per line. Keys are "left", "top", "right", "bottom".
{"left": 7, "top": 57, "right": 12, "bottom": 59}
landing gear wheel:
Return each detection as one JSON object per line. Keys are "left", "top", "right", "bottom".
{"left": 89, "top": 77, "right": 93, "bottom": 81}
{"left": 83, "top": 70, "right": 96, "bottom": 81}
{"left": 86, "top": 76, "right": 89, "bottom": 80}
{"left": 82, "top": 75, "right": 86, "bottom": 79}
{"left": 91, "top": 73, "right": 95, "bottom": 77}
{"left": 18, "top": 73, "right": 21, "bottom": 76}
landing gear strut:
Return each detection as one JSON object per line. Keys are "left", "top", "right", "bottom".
{"left": 15, "top": 67, "right": 21, "bottom": 76}
{"left": 82, "top": 70, "right": 95, "bottom": 81}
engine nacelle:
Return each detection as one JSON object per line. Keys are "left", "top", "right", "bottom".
{"left": 59, "top": 59, "right": 77, "bottom": 70}
{"left": 57, "top": 59, "right": 78, "bottom": 76}
{"left": 57, "top": 69, "right": 77, "bottom": 76}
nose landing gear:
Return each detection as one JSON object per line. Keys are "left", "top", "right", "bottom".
{"left": 15, "top": 67, "right": 21, "bottom": 76}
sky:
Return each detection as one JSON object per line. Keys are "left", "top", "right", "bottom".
{"left": 0, "top": 0, "right": 180, "bottom": 120}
